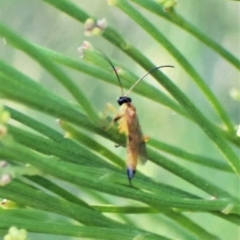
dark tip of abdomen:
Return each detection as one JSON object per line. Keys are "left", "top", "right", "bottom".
{"left": 127, "top": 168, "right": 136, "bottom": 185}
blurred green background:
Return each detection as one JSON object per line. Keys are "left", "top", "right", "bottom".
{"left": 0, "top": 0, "right": 239, "bottom": 239}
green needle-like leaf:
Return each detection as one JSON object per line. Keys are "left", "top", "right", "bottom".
{"left": 0, "top": 1, "right": 238, "bottom": 239}
{"left": 41, "top": 0, "right": 240, "bottom": 174}
{"left": 0, "top": 23, "right": 99, "bottom": 125}
{"left": 131, "top": 0, "right": 240, "bottom": 70}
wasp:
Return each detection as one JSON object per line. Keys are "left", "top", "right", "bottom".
{"left": 101, "top": 53, "right": 173, "bottom": 184}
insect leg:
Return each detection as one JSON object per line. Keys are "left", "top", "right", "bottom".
{"left": 102, "top": 103, "right": 120, "bottom": 130}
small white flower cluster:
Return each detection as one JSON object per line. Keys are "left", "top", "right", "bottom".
{"left": 84, "top": 18, "right": 107, "bottom": 36}
{"left": 156, "top": 0, "right": 177, "bottom": 11}
{"left": 0, "top": 161, "right": 11, "bottom": 186}
{"left": 4, "top": 227, "right": 28, "bottom": 240}
{"left": 77, "top": 41, "right": 92, "bottom": 59}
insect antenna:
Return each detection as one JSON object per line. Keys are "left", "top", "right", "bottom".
{"left": 97, "top": 50, "right": 124, "bottom": 96}
{"left": 125, "top": 65, "right": 174, "bottom": 96}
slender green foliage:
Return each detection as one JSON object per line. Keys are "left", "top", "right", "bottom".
{"left": 40, "top": 0, "right": 240, "bottom": 174}
{"left": 0, "top": 1, "right": 239, "bottom": 240}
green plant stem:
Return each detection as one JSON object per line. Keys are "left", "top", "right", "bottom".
{"left": 34, "top": 44, "right": 187, "bottom": 118}
{"left": 0, "top": 217, "right": 170, "bottom": 240}
{"left": 60, "top": 122, "right": 240, "bottom": 229}
{"left": 26, "top": 176, "right": 93, "bottom": 210}
{"left": 149, "top": 139, "right": 233, "bottom": 173}
{"left": 213, "top": 213, "right": 240, "bottom": 226}
{"left": 41, "top": 0, "right": 240, "bottom": 175}
{"left": 116, "top": 0, "right": 235, "bottom": 134}
{"left": 5, "top": 114, "right": 217, "bottom": 238}
{"left": 37, "top": 44, "right": 238, "bottom": 147}
{"left": 0, "top": 180, "right": 122, "bottom": 228}
{"left": 3, "top": 106, "right": 108, "bottom": 153}
{"left": 0, "top": 72, "right": 101, "bottom": 135}
{"left": 93, "top": 204, "right": 236, "bottom": 236}
{"left": 6, "top": 123, "right": 220, "bottom": 238}
{"left": 60, "top": 121, "right": 240, "bottom": 203}
{"left": 0, "top": 1, "right": 238, "bottom": 238}
{"left": 148, "top": 148, "right": 240, "bottom": 202}
{"left": 3, "top": 121, "right": 201, "bottom": 202}
{"left": 0, "top": 180, "right": 190, "bottom": 240}
{"left": 6, "top": 123, "right": 115, "bottom": 170}
{"left": 93, "top": 205, "right": 156, "bottom": 213}
{"left": 124, "top": 47, "right": 240, "bottom": 174}
{"left": 4, "top": 109, "right": 213, "bottom": 199}
{"left": 92, "top": 205, "right": 240, "bottom": 226}
{"left": 3, "top": 106, "right": 65, "bottom": 142}
{"left": 131, "top": 0, "right": 240, "bottom": 70}
{"left": 0, "top": 23, "right": 99, "bottom": 125}
{"left": 1, "top": 75, "right": 238, "bottom": 205}
{"left": 0, "top": 135, "right": 237, "bottom": 238}
{"left": 60, "top": 121, "right": 125, "bottom": 168}
{"left": 5, "top": 97, "right": 236, "bottom": 174}
{"left": 0, "top": 209, "right": 53, "bottom": 222}
{"left": 1, "top": 141, "right": 239, "bottom": 215}
{"left": 3, "top": 122, "right": 206, "bottom": 202}
{"left": 39, "top": 45, "right": 239, "bottom": 148}
{"left": 3, "top": 74, "right": 238, "bottom": 203}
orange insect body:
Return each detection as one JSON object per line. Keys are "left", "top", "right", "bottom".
{"left": 99, "top": 50, "right": 173, "bottom": 183}
{"left": 114, "top": 96, "right": 147, "bottom": 183}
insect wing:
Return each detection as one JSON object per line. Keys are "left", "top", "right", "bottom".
{"left": 125, "top": 104, "right": 148, "bottom": 165}
{"left": 139, "top": 140, "right": 148, "bottom": 165}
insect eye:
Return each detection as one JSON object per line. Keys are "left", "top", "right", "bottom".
{"left": 117, "top": 96, "right": 131, "bottom": 105}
